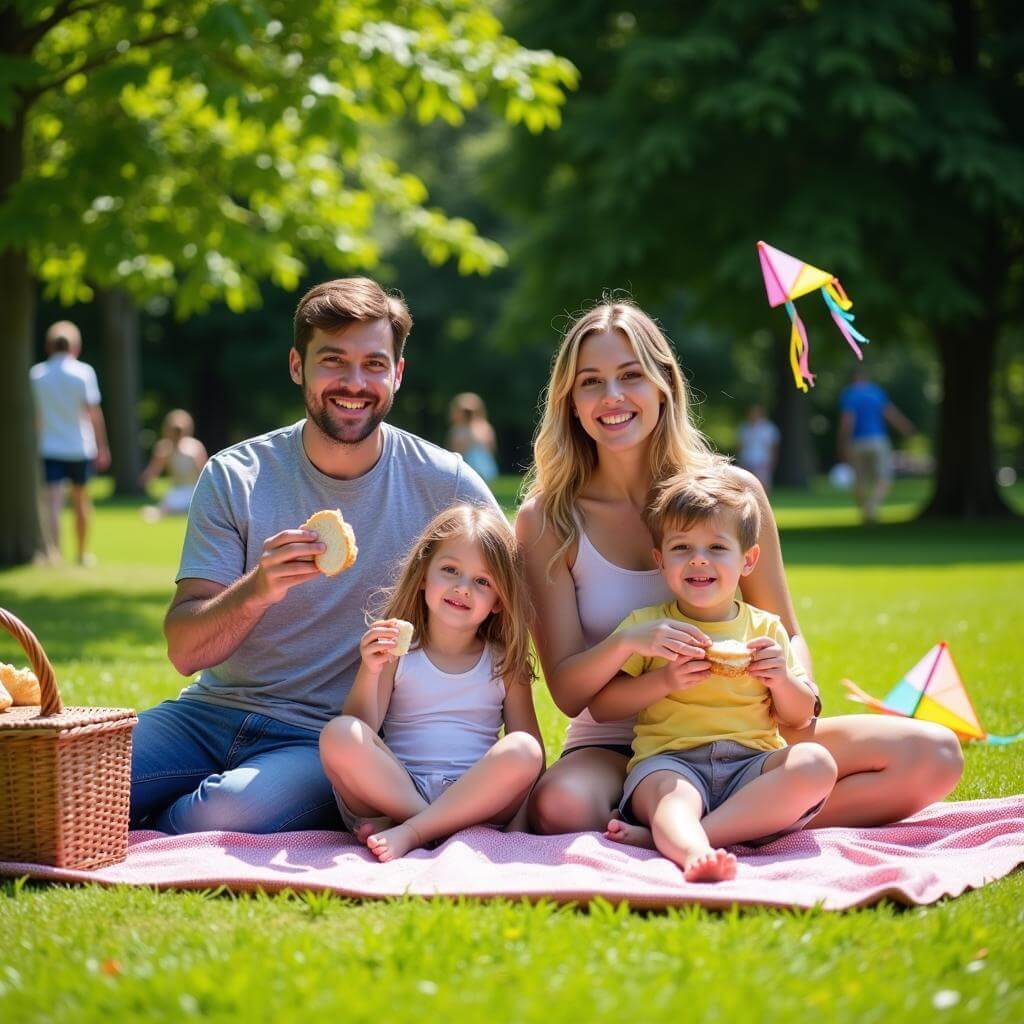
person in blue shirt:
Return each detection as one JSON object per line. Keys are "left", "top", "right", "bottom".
{"left": 837, "top": 369, "right": 915, "bottom": 523}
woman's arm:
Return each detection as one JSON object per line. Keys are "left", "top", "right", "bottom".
{"left": 515, "top": 498, "right": 708, "bottom": 718}
{"left": 140, "top": 438, "right": 171, "bottom": 489}
{"left": 502, "top": 678, "right": 545, "bottom": 759}
{"left": 726, "top": 466, "right": 814, "bottom": 681}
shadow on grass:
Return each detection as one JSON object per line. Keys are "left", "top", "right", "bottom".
{"left": 0, "top": 588, "right": 169, "bottom": 662}
{"left": 780, "top": 518, "right": 1024, "bottom": 567}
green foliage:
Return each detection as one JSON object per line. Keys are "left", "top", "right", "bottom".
{"left": 493, "top": 1, "right": 1023, "bottom": 334}
{"left": 0, "top": 483, "right": 1023, "bottom": 1021}
{"left": 0, "top": 0, "right": 578, "bottom": 311}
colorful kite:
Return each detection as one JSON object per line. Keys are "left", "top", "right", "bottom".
{"left": 757, "top": 240, "right": 870, "bottom": 392}
{"left": 842, "top": 642, "right": 1023, "bottom": 745}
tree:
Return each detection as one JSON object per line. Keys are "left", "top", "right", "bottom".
{"left": 493, "top": 0, "right": 1023, "bottom": 515}
{"left": 0, "top": 0, "right": 576, "bottom": 565}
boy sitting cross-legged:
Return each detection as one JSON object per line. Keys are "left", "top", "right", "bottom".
{"left": 588, "top": 469, "right": 836, "bottom": 882}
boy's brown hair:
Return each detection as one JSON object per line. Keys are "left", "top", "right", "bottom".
{"left": 644, "top": 469, "right": 761, "bottom": 551}
{"left": 293, "top": 277, "right": 413, "bottom": 363}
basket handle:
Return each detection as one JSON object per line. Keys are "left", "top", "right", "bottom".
{"left": 0, "top": 607, "right": 63, "bottom": 716}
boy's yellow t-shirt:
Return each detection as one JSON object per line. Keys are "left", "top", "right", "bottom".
{"left": 617, "top": 600, "right": 809, "bottom": 771}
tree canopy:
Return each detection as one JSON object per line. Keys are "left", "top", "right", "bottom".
{"left": 0, "top": 0, "right": 576, "bottom": 565}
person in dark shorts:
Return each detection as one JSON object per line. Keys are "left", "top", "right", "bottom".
{"left": 29, "top": 321, "right": 110, "bottom": 565}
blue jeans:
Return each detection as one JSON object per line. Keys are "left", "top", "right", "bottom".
{"left": 130, "top": 698, "right": 342, "bottom": 834}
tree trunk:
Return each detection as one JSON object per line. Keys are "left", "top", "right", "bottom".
{"left": 770, "top": 352, "right": 813, "bottom": 488}
{"left": 922, "top": 323, "right": 1013, "bottom": 518}
{"left": 0, "top": 109, "right": 43, "bottom": 567}
{"left": 98, "top": 287, "right": 143, "bottom": 495}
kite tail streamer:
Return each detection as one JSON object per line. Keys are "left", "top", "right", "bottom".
{"left": 983, "top": 732, "right": 1024, "bottom": 746}
{"left": 784, "top": 300, "right": 814, "bottom": 391}
{"left": 821, "top": 284, "right": 869, "bottom": 360}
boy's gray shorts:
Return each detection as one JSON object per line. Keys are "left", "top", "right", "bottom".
{"left": 619, "top": 740, "right": 824, "bottom": 845}
{"left": 333, "top": 769, "right": 458, "bottom": 834}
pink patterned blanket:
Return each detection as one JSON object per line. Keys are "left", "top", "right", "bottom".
{"left": 2, "top": 796, "right": 1021, "bottom": 910}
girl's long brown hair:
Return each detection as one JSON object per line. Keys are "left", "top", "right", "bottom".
{"left": 375, "top": 504, "right": 535, "bottom": 687}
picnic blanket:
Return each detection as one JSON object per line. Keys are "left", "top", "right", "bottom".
{"left": 2, "top": 796, "right": 1022, "bottom": 910}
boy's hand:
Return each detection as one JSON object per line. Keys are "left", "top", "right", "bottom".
{"left": 747, "top": 637, "right": 787, "bottom": 687}
{"left": 625, "top": 619, "right": 710, "bottom": 662}
{"left": 662, "top": 651, "right": 712, "bottom": 693}
{"left": 360, "top": 620, "right": 400, "bottom": 674}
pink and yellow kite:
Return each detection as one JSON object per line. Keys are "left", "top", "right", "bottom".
{"left": 757, "top": 240, "right": 870, "bottom": 392}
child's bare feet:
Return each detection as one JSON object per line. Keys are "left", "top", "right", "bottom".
{"left": 683, "top": 848, "right": 737, "bottom": 883}
{"left": 603, "top": 818, "right": 655, "bottom": 849}
{"left": 353, "top": 816, "right": 393, "bottom": 846}
{"left": 367, "top": 822, "right": 422, "bottom": 863}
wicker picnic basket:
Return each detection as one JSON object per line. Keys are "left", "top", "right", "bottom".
{"left": 0, "top": 607, "right": 137, "bottom": 870}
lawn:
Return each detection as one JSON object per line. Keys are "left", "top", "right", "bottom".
{"left": 1, "top": 478, "right": 1023, "bottom": 1023}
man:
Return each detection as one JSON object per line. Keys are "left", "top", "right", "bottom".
{"left": 837, "top": 368, "right": 915, "bottom": 523}
{"left": 130, "top": 278, "right": 497, "bottom": 834}
{"left": 29, "top": 321, "right": 111, "bottom": 565}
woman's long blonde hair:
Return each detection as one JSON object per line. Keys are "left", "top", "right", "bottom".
{"left": 523, "top": 297, "right": 718, "bottom": 575}
{"left": 375, "top": 504, "right": 535, "bottom": 687}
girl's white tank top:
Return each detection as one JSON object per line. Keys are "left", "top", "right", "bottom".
{"left": 563, "top": 520, "right": 672, "bottom": 751}
{"left": 382, "top": 645, "right": 506, "bottom": 777}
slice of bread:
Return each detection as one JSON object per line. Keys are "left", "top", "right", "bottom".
{"left": 0, "top": 662, "right": 41, "bottom": 705}
{"left": 0, "top": 680, "right": 11, "bottom": 712}
{"left": 705, "top": 639, "right": 752, "bottom": 677}
{"left": 304, "top": 509, "right": 358, "bottom": 576}
{"left": 392, "top": 620, "right": 415, "bottom": 656}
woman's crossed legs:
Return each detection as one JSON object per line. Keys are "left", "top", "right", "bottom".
{"left": 529, "top": 715, "right": 964, "bottom": 840}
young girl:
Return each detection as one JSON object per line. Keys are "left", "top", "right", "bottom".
{"left": 319, "top": 503, "right": 544, "bottom": 862}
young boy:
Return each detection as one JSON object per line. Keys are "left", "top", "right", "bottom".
{"left": 589, "top": 470, "right": 836, "bottom": 882}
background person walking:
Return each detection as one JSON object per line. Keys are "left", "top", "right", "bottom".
{"left": 29, "top": 320, "right": 110, "bottom": 565}
{"left": 837, "top": 368, "right": 915, "bottom": 523}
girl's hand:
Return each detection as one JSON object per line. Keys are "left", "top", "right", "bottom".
{"left": 624, "top": 618, "right": 710, "bottom": 662}
{"left": 360, "top": 620, "right": 400, "bottom": 673}
{"left": 747, "top": 637, "right": 786, "bottom": 687}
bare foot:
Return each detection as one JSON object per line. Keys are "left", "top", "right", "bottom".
{"left": 354, "top": 816, "right": 393, "bottom": 846}
{"left": 683, "top": 848, "right": 737, "bottom": 883}
{"left": 367, "top": 822, "right": 422, "bottom": 863}
{"left": 603, "top": 818, "right": 656, "bottom": 849}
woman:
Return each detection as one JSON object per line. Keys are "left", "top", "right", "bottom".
{"left": 447, "top": 392, "right": 499, "bottom": 483}
{"left": 140, "top": 409, "right": 207, "bottom": 521}
{"left": 517, "top": 298, "right": 962, "bottom": 837}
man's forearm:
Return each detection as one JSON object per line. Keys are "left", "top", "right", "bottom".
{"left": 164, "top": 571, "right": 271, "bottom": 676}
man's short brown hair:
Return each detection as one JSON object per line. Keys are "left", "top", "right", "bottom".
{"left": 644, "top": 468, "right": 761, "bottom": 551}
{"left": 293, "top": 277, "right": 413, "bottom": 362}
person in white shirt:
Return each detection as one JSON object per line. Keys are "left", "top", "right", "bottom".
{"left": 29, "top": 321, "right": 111, "bottom": 565}
{"left": 737, "top": 405, "right": 781, "bottom": 493}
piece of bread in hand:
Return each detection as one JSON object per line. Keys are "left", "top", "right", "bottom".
{"left": 304, "top": 509, "right": 358, "bottom": 576}
{"left": 392, "top": 620, "right": 415, "bottom": 657}
{"left": 0, "top": 662, "right": 41, "bottom": 705}
{"left": 704, "top": 639, "right": 752, "bottom": 677}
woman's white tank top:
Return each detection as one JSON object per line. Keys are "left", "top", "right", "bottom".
{"left": 563, "top": 519, "right": 672, "bottom": 750}
{"left": 382, "top": 645, "right": 505, "bottom": 777}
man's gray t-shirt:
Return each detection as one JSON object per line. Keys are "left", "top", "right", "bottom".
{"left": 175, "top": 420, "right": 498, "bottom": 732}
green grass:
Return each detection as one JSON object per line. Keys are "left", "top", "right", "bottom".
{"left": 2, "top": 478, "right": 1023, "bottom": 1023}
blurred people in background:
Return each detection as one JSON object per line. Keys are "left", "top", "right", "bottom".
{"left": 140, "top": 409, "right": 208, "bottom": 521}
{"left": 29, "top": 320, "right": 110, "bottom": 566}
{"left": 447, "top": 391, "right": 499, "bottom": 483}
{"left": 736, "top": 404, "right": 780, "bottom": 492}
{"left": 838, "top": 368, "right": 915, "bottom": 523}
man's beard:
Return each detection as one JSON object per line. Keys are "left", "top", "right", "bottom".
{"left": 306, "top": 387, "right": 393, "bottom": 446}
